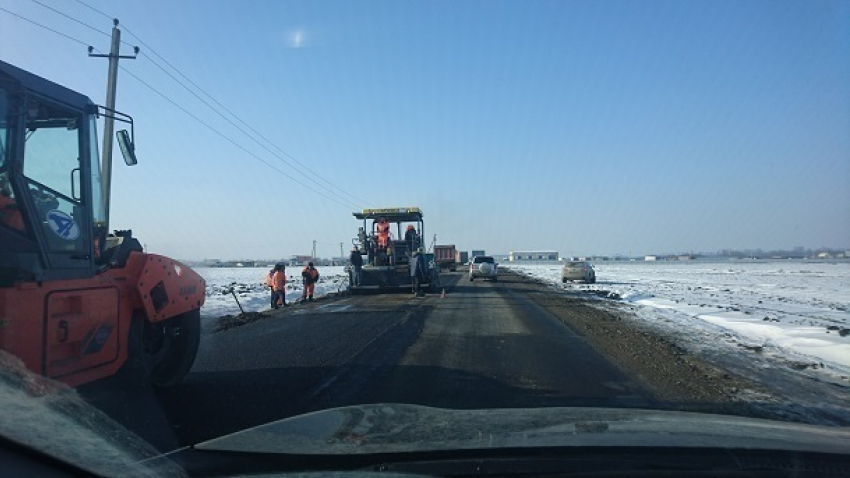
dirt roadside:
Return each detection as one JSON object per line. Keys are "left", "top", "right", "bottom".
{"left": 500, "top": 272, "right": 797, "bottom": 420}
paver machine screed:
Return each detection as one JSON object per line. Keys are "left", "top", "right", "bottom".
{"left": 0, "top": 60, "right": 205, "bottom": 388}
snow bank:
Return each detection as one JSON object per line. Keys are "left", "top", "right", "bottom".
{"left": 504, "top": 261, "right": 850, "bottom": 374}
{"left": 197, "top": 266, "right": 348, "bottom": 318}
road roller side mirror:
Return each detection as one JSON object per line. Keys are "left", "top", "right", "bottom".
{"left": 117, "top": 130, "right": 137, "bottom": 166}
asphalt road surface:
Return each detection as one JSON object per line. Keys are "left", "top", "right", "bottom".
{"left": 79, "top": 270, "right": 739, "bottom": 452}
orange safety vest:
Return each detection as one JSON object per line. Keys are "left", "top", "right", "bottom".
{"left": 0, "top": 194, "right": 24, "bottom": 232}
{"left": 302, "top": 267, "right": 319, "bottom": 282}
{"left": 272, "top": 270, "right": 287, "bottom": 291}
{"left": 377, "top": 222, "right": 390, "bottom": 247}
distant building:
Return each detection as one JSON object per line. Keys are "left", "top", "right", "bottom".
{"left": 509, "top": 251, "right": 559, "bottom": 261}
{"left": 471, "top": 250, "right": 486, "bottom": 257}
{"left": 645, "top": 255, "right": 657, "bottom": 262}
{"left": 289, "top": 255, "right": 314, "bottom": 266}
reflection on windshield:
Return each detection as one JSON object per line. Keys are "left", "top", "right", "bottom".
{"left": 0, "top": 350, "right": 181, "bottom": 477}
{"left": 0, "top": 0, "right": 848, "bottom": 475}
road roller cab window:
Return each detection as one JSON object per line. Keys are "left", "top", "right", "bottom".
{"left": 22, "top": 97, "right": 89, "bottom": 255}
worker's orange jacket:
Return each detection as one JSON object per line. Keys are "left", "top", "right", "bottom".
{"left": 272, "top": 270, "right": 287, "bottom": 291}
{"left": 302, "top": 267, "right": 319, "bottom": 284}
{"left": 377, "top": 222, "right": 390, "bottom": 247}
{"left": 0, "top": 194, "right": 24, "bottom": 231}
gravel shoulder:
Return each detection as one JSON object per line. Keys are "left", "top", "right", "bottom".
{"left": 499, "top": 270, "right": 850, "bottom": 425}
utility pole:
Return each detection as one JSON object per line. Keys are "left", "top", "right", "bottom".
{"left": 340, "top": 242, "right": 343, "bottom": 259}
{"left": 89, "top": 19, "right": 138, "bottom": 232}
{"left": 312, "top": 240, "right": 317, "bottom": 260}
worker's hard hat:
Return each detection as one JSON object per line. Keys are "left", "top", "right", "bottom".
{"left": 308, "top": 261, "right": 314, "bottom": 267}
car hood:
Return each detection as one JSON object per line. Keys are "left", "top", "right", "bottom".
{"left": 195, "top": 404, "right": 850, "bottom": 455}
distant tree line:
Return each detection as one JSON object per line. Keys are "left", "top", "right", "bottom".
{"left": 697, "top": 247, "right": 848, "bottom": 259}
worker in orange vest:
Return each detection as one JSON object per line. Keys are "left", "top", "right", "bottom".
{"left": 265, "top": 266, "right": 275, "bottom": 307}
{"left": 271, "top": 263, "right": 288, "bottom": 309}
{"left": 376, "top": 219, "right": 390, "bottom": 250}
{"left": 0, "top": 176, "right": 24, "bottom": 232}
{"left": 301, "top": 262, "right": 320, "bottom": 302}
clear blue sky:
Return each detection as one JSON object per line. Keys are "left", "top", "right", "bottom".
{"left": 2, "top": 0, "right": 848, "bottom": 260}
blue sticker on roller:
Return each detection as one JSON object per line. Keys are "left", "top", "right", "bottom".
{"left": 82, "top": 324, "right": 113, "bottom": 356}
{"left": 46, "top": 210, "right": 80, "bottom": 240}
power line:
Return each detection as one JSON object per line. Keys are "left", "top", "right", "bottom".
{"left": 134, "top": 49, "right": 361, "bottom": 209}
{"left": 1, "top": 4, "right": 356, "bottom": 210}
{"left": 0, "top": 5, "right": 91, "bottom": 47}
{"left": 118, "top": 66, "right": 357, "bottom": 210}
{"left": 28, "top": 0, "right": 110, "bottom": 38}
{"left": 122, "top": 29, "right": 369, "bottom": 207}
{"left": 73, "top": 0, "right": 370, "bottom": 208}
{"left": 71, "top": 0, "right": 112, "bottom": 21}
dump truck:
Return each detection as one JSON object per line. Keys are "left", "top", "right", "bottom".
{"left": 434, "top": 245, "right": 457, "bottom": 271}
{"left": 0, "top": 60, "right": 204, "bottom": 388}
{"left": 455, "top": 250, "right": 469, "bottom": 266}
{"left": 348, "top": 207, "right": 439, "bottom": 293}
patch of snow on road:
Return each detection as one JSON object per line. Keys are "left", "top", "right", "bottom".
{"left": 504, "top": 261, "right": 850, "bottom": 377}
{"left": 198, "top": 266, "right": 348, "bottom": 318}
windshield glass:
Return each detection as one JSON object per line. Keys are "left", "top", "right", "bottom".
{"left": 1, "top": 1, "right": 849, "bottom": 474}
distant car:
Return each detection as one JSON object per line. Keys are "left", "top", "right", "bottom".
{"left": 469, "top": 256, "right": 498, "bottom": 282}
{"left": 562, "top": 261, "right": 596, "bottom": 283}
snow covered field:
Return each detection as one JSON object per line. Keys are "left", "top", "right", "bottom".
{"left": 198, "top": 266, "right": 348, "bottom": 318}
{"left": 504, "top": 261, "right": 850, "bottom": 379}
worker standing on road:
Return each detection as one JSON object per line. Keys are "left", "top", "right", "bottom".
{"left": 301, "top": 262, "right": 320, "bottom": 302}
{"left": 349, "top": 246, "right": 363, "bottom": 287}
{"left": 410, "top": 247, "right": 426, "bottom": 297}
{"left": 266, "top": 265, "right": 276, "bottom": 308}
{"left": 272, "top": 263, "right": 288, "bottom": 309}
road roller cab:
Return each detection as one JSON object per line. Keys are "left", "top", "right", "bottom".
{"left": 0, "top": 59, "right": 204, "bottom": 388}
